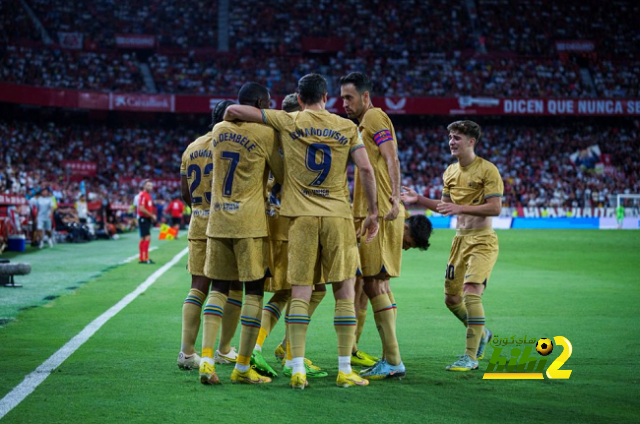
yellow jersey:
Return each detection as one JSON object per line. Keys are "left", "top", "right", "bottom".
{"left": 206, "top": 121, "right": 284, "bottom": 238}
{"left": 262, "top": 108, "right": 363, "bottom": 218}
{"left": 442, "top": 156, "right": 504, "bottom": 206}
{"left": 352, "top": 107, "right": 404, "bottom": 219}
{"left": 181, "top": 132, "right": 213, "bottom": 240}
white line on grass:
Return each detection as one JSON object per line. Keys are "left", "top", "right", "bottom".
{"left": 121, "top": 246, "right": 159, "bottom": 264}
{"left": 0, "top": 247, "right": 189, "bottom": 420}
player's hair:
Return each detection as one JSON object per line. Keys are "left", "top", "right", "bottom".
{"left": 282, "top": 93, "right": 301, "bottom": 112}
{"left": 447, "top": 120, "right": 482, "bottom": 143}
{"left": 238, "top": 82, "right": 270, "bottom": 107}
{"left": 297, "top": 73, "right": 327, "bottom": 105}
{"left": 140, "top": 179, "right": 152, "bottom": 189}
{"left": 211, "top": 100, "right": 236, "bottom": 127}
{"left": 339, "top": 72, "right": 373, "bottom": 95}
{"left": 406, "top": 215, "right": 433, "bottom": 251}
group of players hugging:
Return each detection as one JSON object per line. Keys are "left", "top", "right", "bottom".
{"left": 176, "top": 71, "right": 504, "bottom": 389}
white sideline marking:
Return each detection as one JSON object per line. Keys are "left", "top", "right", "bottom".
{"left": 0, "top": 247, "right": 189, "bottom": 420}
{"left": 121, "top": 246, "right": 158, "bottom": 264}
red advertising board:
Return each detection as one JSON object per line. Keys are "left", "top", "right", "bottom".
{"left": 115, "top": 34, "right": 156, "bottom": 49}
{"left": 1, "top": 83, "right": 639, "bottom": 116}
{"left": 0, "top": 194, "right": 28, "bottom": 206}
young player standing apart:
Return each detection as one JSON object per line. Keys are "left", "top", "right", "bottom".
{"left": 138, "top": 180, "right": 156, "bottom": 264}
{"left": 401, "top": 120, "right": 502, "bottom": 371}
{"left": 340, "top": 72, "right": 406, "bottom": 379}
{"left": 225, "top": 73, "right": 379, "bottom": 389}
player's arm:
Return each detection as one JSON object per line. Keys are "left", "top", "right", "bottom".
{"left": 351, "top": 146, "right": 379, "bottom": 242}
{"left": 266, "top": 139, "right": 285, "bottom": 184}
{"left": 400, "top": 186, "right": 441, "bottom": 212}
{"left": 437, "top": 196, "right": 501, "bottom": 217}
{"left": 378, "top": 140, "right": 401, "bottom": 220}
{"left": 224, "top": 105, "right": 263, "bottom": 123}
{"left": 181, "top": 175, "right": 191, "bottom": 207}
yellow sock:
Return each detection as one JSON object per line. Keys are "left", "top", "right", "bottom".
{"left": 237, "top": 294, "right": 263, "bottom": 366}
{"left": 355, "top": 307, "right": 367, "bottom": 347}
{"left": 388, "top": 291, "right": 397, "bottom": 319}
{"left": 334, "top": 299, "right": 356, "bottom": 358}
{"left": 447, "top": 302, "right": 468, "bottom": 326}
{"left": 371, "top": 294, "right": 401, "bottom": 365}
{"left": 256, "top": 290, "right": 290, "bottom": 349}
{"left": 308, "top": 289, "right": 326, "bottom": 317}
{"left": 181, "top": 288, "right": 207, "bottom": 354}
{"left": 218, "top": 289, "right": 242, "bottom": 354}
{"left": 286, "top": 298, "right": 310, "bottom": 359}
{"left": 464, "top": 294, "right": 485, "bottom": 361}
{"left": 201, "top": 291, "right": 227, "bottom": 359}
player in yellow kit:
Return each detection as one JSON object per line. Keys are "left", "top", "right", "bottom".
{"left": 224, "top": 73, "right": 379, "bottom": 389}
{"left": 251, "top": 93, "right": 329, "bottom": 379}
{"left": 401, "top": 120, "right": 503, "bottom": 372}
{"left": 177, "top": 100, "right": 244, "bottom": 371}
{"left": 340, "top": 72, "right": 406, "bottom": 379}
{"left": 198, "top": 83, "right": 284, "bottom": 385}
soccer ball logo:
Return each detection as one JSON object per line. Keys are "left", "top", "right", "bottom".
{"left": 536, "top": 338, "right": 554, "bottom": 356}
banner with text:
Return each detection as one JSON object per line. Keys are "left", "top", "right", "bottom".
{"left": 62, "top": 160, "right": 98, "bottom": 177}
{"left": 1, "top": 84, "right": 639, "bottom": 116}
{"left": 115, "top": 34, "right": 156, "bottom": 49}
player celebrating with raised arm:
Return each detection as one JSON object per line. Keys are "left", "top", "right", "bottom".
{"left": 252, "top": 93, "right": 329, "bottom": 380}
{"left": 340, "top": 72, "right": 406, "bottom": 379}
{"left": 224, "top": 73, "right": 379, "bottom": 389}
{"left": 401, "top": 120, "right": 503, "bottom": 372}
{"left": 176, "top": 100, "right": 245, "bottom": 371}
{"left": 198, "top": 83, "right": 284, "bottom": 385}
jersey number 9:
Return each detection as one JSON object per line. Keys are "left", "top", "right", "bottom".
{"left": 305, "top": 143, "right": 332, "bottom": 186}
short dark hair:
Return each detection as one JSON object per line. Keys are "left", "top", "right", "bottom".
{"left": 211, "top": 100, "right": 235, "bottom": 127}
{"left": 140, "top": 179, "right": 152, "bottom": 189}
{"left": 282, "top": 93, "right": 301, "bottom": 112}
{"left": 297, "top": 73, "right": 327, "bottom": 105}
{"left": 238, "top": 82, "right": 270, "bottom": 107}
{"left": 447, "top": 120, "right": 482, "bottom": 143}
{"left": 406, "top": 215, "right": 433, "bottom": 251}
{"left": 339, "top": 72, "right": 372, "bottom": 95}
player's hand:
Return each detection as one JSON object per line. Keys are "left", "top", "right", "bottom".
{"left": 355, "top": 219, "right": 363, "bottom": 238}
{"left": 383, "top": 196, "right": 400, "bottom": 220}
{"left": 152, "top": 214, "right": 157, "bottom": 222}
{"left": 361, "top": 213, "right": 379, "bottom": 243}
{"left": 436, "top": 202, "right": 462, "bottom": 217}
{"left": 400, "top": 186, "right": 418, "bottom": 205}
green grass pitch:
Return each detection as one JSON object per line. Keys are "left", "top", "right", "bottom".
{"left": 0, "top": 229, "right": 639, "bottom": 423}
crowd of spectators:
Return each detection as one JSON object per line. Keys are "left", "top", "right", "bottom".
{"left": 1, "top": 45, "right": 145, "bottom": 92}
{"left": 0, "top": 0, "right": 40, "bottom": 44}
{"left": 477, "top": 0, "right": 640, "bottom": 58}
{"left": 27, "top": 0, "right": 217, "bottom": 49}
{"left": 0, "top": 119, "right": 196, "bottom": 205}
{"left": 398, "top": 122, "right": 640, "bottom": 210}
{"left": 591, "top": 61, "right": 640, "bottom": 99}
{"left": 2, "top": 118, "right": 638, "bottom": 212}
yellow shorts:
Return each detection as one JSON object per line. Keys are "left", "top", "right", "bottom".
{"left": 187, "top": 238, "right": 208, "bottom": 277}
{"left": 287, "top": 216, "right": 359, "bottom": 285}
{"left": 204, "top": 237, "right": 268, "bottom": 282}
{"left": 358, "top": 217, "right": 404, "bottom": 278}
{"left": 444, "top": 228, "right": 499, "bottom": 296}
